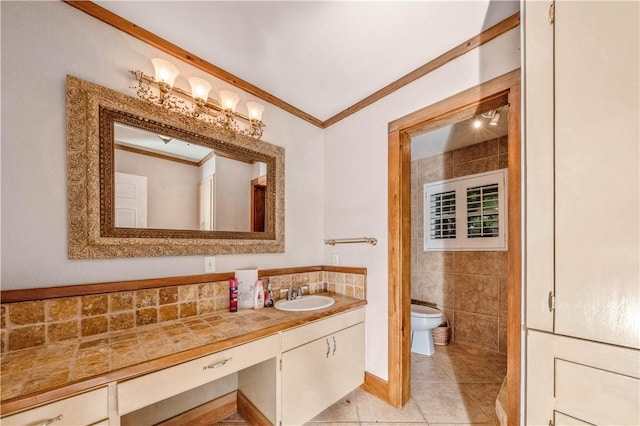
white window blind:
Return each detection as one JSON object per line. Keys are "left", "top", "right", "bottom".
{"left": 423, "top": 169, "right": 507, "bottom": 251}
{"left": 429, "top": 190, "right": 456, "bottom": 240}
{"left": 466, "top": 183, "right": 500, "bottom": 238}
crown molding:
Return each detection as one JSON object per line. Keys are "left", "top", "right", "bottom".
{"left": 63, "top": 1, "right": 519, "bottom": 129}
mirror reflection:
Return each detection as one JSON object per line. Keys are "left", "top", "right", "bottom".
{"left": 114, "top": 123, "right": 267, "bottom": 232}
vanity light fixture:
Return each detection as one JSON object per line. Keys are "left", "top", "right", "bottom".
{"left": 130, "top": 58, "right": 266, "bottom": 140}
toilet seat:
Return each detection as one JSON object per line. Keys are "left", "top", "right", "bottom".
{"left": 410, "top": 304, "right": 441, "bottom": 318}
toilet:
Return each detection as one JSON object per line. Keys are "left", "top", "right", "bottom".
{"left": 410, "top": 304, "right": 443, "bottom": 356}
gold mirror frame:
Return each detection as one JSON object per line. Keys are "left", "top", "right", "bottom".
{"left": 66, "top": 75, "right": 285, "bottom": 259}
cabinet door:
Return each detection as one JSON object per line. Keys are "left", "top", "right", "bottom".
{"left": 524, "top": 0, "right": 556, "bottom": 333}
{"left": 527, "top": 330, "right": 639, "bottom": 426}
{"left": 554, "top": 0, "right": 639, "bottom": 349}
{"left": 281, "top": 322, "right": 364, "bottom": 426}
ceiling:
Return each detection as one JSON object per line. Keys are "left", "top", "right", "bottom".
{"left": 93, "top": 1, "right": 519, "bottom": 124}
{"left": 411, "top": 105, "right": 509, "bottom": 160}
{"left": 114, "top": 123, "right": 212, "bottom": 163}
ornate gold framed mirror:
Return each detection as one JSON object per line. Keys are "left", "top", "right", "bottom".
{"left": 67, "top": 75, "right": 284, "bottom": 258}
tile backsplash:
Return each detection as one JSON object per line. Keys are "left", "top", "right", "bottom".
{"left": 0, "top": 269, "right": 366, "bottom": 354}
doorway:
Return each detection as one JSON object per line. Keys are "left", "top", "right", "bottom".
{"left": 251, "top": 176, "right": 267, "bottom": 232}
{"left": 386, "top": 70, "right": 521, "bottom": 421}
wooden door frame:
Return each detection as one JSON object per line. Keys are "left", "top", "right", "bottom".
{"left": 386, "top": 69, "right": 521, "bottom": 421}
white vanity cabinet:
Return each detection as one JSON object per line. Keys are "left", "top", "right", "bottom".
{"left": 280, "top": 308, "right": 365, "bottom": 426}
{"left": 1, "top": 387, "right": 109, "bottom": 426}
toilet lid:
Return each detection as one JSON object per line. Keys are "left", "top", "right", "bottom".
{"left": 411, "top": 304, "right": 442, "bottom": 318}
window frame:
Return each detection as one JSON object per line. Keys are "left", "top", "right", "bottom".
{"left": 423, "top": 169, "right": 508, "bottom": 251}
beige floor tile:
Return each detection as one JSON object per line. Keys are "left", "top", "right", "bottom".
{"left": 433, "top": 356, "right": 503, "bottom": 384}
{"left": 354, "top": 388, "right": 426, "bottom": 423}
{"left": 432, "top": 342, "right": 471, "bottom": 358}
{"left": 412, "top": 354, "right": 454, "bottom": 382}
{"left": 309, "top": 391, "right": 359, "bottom": 422}
{"left": 459, "top": 383, "right": 502, "bottom": 423}
{"left": 411, "top": 382, "right": 492, "bottom": 424}
{"left": 312, "top": 342, "right": 506, "bottom": 426}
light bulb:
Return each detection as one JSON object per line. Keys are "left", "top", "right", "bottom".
{"left": 473, "top": 118, "right": 482, "bottom": 129}
{"left": 246, "top": 102, "right": 265, "bottom": 121}
{"left": 188, "top": 77, "right": 212, "bottom": 103}
{"left": 151, "top": 58, "right": 180, "bottom": 88}
{"left": 219, "top": 90, "right": 240, "bottom": 112}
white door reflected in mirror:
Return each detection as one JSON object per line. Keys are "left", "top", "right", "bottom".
{"left": 115, "top": 172, "right": 147, "bottom": 228}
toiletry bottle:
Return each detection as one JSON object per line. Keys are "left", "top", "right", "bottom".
{"left": 253, "top": 280, "right": 264, "bottom": 309}
{"left": 229, "top": 279, "right": 238, "bottom": 312}
{"left": 265, "top": 284, "right": 274, "bottom": 307}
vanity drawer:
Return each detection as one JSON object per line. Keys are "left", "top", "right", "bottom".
{"left": 281, "top": 308, "right": 365, "bottom": 352}
{"left": 1, "top": 387, "right": 108, "bottom": 426}
{"left": 117, "top": 334, "right": 278, "bottom": 415}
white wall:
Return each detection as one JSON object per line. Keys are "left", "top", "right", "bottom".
{"left": 115, "top": 149, "right": 200, "bottom": 230}
{"left": 323, "top": 28, "right": 520, "bottom": 380}
{"left": 0, "top": 2, "right": 324, "bottom": 288}
{"left": 215, "top": 156, "right": 252, "bottom": 232}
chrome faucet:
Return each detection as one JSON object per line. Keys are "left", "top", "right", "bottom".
{"left": 289, "top": 287, "right": 301, "bottom": 300}
{"left": 284, "top": 285, "right": 309, "bottom": 300}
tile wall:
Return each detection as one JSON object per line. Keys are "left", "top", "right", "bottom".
{"left": 0, "top": 270, "right": 366, "bottom": 354}
{"left": 411, "top": 136, "right": 509, "bottom": 353}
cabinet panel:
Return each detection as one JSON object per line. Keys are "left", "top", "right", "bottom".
{"left": 554, "top": 412, "right": 594, "bottom": 426}
{"left": 555, "top": 359, "right": 639, "bottom": 425}
{"left": 117, "top": 335, "right": 278, "bottom": 415}
{"left": 554, "top": 1, "right": 640, "bottom": 348}
{"left": 523, "top": 0, "right": 555, "bottom": 332}
{"left": 1, "top": 387, "right": 108, "bottom": 426}
{"left": 281, "top": 322, "right": 364, "bottom": 425}
{"left": 527, "top": 330, "right": 640, "bottom": 425}
{"left": 281, "top": 308, "right": 365, "bottom": 352}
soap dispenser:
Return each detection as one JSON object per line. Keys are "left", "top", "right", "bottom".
{"left": 265, "top": 283, "right": 274, "bottom": 307}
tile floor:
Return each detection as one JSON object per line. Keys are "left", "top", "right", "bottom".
{"left": 217, "top": 342, "right": 507, "bottom": 425}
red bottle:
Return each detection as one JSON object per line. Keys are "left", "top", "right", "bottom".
{"left": 229, "top": 279, "right": 238, "bottom": 312}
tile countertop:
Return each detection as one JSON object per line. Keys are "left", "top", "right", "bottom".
{"left": 0, "top": 293, "right": 366, "bottom": 415}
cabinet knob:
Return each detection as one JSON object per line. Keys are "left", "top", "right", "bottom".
{"left": 203, "top": 357, "right": 232, "bottom": 371}
{"left": 41, "top": 414, "right": 63, "bottom": 426}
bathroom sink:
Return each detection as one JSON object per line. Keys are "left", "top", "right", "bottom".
{"left": 274, "top": 295, "right": 335, "bottom": 312}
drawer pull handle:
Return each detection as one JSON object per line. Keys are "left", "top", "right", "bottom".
{"left": 332, "top": 336, "right": 337, "bottom": 355}
{"left": 203, "top": 357, "right": 232, "bottom": 370}
{"left": 41, "top": 414, "right": 63, "bottom": 426}
{"left": 326, "top": 338, "right": 330, "bottom": 358}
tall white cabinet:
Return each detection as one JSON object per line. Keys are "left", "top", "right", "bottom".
{"left": 524, "top": 1, "right": 640, "bottom": 425}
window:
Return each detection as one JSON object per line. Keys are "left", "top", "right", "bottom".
{"left": 424, "top": 169, "right": 507, "bottom": 251}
